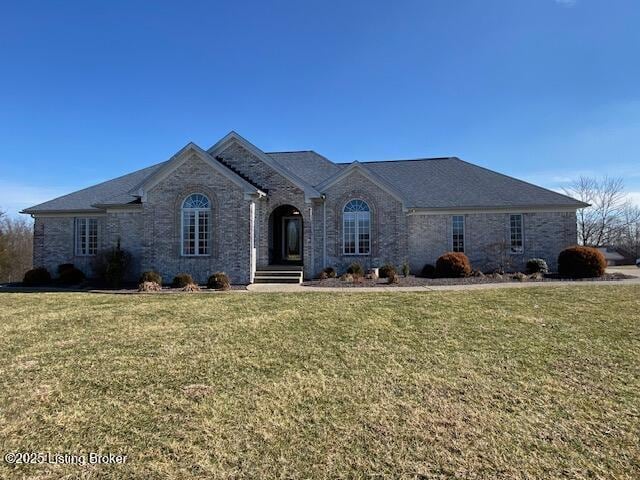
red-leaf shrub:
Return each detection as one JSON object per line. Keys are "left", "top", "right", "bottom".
{"left": 23, "top": 267, "right": 52, "bottom": 286}
{"left": 435, "top": 252, "right": 472, "bottom": 278}
{"left": 558, "top": 246, "right": 606, "bottom": 278}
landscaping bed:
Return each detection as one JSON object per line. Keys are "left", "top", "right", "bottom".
{"left": 304, "top": 271, "right": 634, "bottom": 287}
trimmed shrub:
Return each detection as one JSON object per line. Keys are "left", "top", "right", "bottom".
{"left": 140, "top": 271, "right": 162, "bottom": 285}
{"left": 58, "top": 267, "right": 85, "bottom": 285}
{"left": 346, "top": 262, "right": 364, "bottom": 276}
{"left": 379, "top": 264, "right": 396, "bottom": 279}
{"left": 513, "top": 272, "right": 527, "bottom": 282}
{"left": 558, "top": 246, "right": 606, "bottom": 278}
{"left": 207, "top": 272, "right": 230, "bottom": 291}
{"left": 435, "top": 252, "right": 472, "bottom": 278}
{"left": 57, "top": 263, "right": 75, "bottom": 275}
{"left": 526, "top": 258, "right": 549, "bottom": 275}
{"left": 138, "top": 281, "right": 162, "bottom": 292}
{"left": 23, "top": 267, "right": 51, "bottom": 286}
{"left": 322, "top": 267, "right": 336, "bottom": 278}
{"left": 172, "top": 273, "right": 194, "bottom": 288}
{"left": 401, "top": 261, "right": 410, "bottom": 278}
{"left": 182, "top": 283, "right": 201, "bottom": 292}
{"left": 420, "top": 264, "right": 436, "bottom": 278}
{"left": 387, "top": 270, "right": 399, "bottom": 284}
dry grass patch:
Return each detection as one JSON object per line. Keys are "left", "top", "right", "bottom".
{"left": 0, "top": 286, "right": 639, "bottom": 478}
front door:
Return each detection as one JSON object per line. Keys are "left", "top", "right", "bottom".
{"left": 282, "top": 216, "right": 302, "bottom": 261}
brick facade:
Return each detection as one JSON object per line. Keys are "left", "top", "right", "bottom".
{"left": 30, "top": 139, "right": 579, "bottom": 283}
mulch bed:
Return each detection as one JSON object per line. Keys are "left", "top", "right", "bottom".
{"left": 0, "top": 283, "right": 247, "bottom": 293}
{"left": 303, "top": 272, "right": 634, "bottom": 288}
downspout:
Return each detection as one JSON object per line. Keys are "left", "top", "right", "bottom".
{"left": 309, "top": 205, "right": 314, "bottom": 280}
{"left": 322, "top": 194, "right": 327, "bottom": 269}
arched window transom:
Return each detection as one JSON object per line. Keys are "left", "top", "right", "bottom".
{"left": 343, "top": 199, "right": 371, "bottom": 255}
{"left": 181, "top": 193, "right": 211, "bottom": 256}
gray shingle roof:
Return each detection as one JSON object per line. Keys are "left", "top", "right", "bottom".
{"left": 265, "top": 151, "right": 341, "bottom": 186}
{"left": 22, "top": 161, "right": 168, "bottom": 213}
{"left": 359, "top": 157, "right": 586, "bottom": 209}
{"left": 22, "top": 149, "right": 585, "bottom": 213}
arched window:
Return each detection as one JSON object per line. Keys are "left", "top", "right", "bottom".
{"left": 181, "top": 193, "right": 211, "bottom": 256}
{"left": 343, "top": 199, "right": 371, "bottom": 255}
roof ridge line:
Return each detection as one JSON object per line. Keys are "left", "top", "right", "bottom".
{"left": 341, "top": 157, "right": 456, "bottom": 164}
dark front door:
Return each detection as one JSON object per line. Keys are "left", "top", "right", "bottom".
{"left": 282, "top": 216, "right": 302, "bottom": 261}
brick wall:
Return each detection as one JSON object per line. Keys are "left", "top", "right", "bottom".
{"left": 407, "top": 211, "right": 577, "bottom": 273}
{"left": 143, "top": 153, "right": 253, "bottom": 284}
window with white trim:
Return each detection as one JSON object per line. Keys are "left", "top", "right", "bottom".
{"left": 452, "top": 215, "right": 465, "bottom": 252}
{"left": 343, "top": 199, "right": 371, "bottom": 255}
{"left": 181, "top": 193, "right": 211, "bottom": 256}
{"left": 75, "top": 218, "right": 98, "bottom": 256}
{"left": 510, "top": 214, "right": 524, "bottom": 254}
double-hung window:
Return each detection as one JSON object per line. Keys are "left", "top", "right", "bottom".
{"left": 181, "top": 193, "right": 211, "bottom": 256}
{"left": 343, "top": 199, "right": 371, "bottom": 255}
{"left": 452, "top": 215, "right": 465, "bottom": 252}
{"left": 75, "top": 218, "right": 98, "bottom": 256}
{"left": 510, "top": 214, "right": 524, "bottom": 254}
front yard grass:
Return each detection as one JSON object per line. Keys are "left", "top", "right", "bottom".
{"left": 0, "top": 286, "right": 639, "bottom": 479}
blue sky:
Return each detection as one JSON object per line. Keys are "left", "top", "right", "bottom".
{"left": 1, "top": 0, "right": 639, "bottom": 216}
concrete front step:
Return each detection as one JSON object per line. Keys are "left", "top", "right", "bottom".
{"left": 254, "top": 268, "right": 303, "bottom": 284}
{"left": 255, "top": 271, "right": 302, "bottom": 277}
{"left": 254, "top": 275, "right": 302, "bottom": 284}
{"left": 255, "top": 264, "right": 303, "bottom": 284}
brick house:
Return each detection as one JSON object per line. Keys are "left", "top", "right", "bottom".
{"left": 22, "top": 132, "right": 587, "bottom": 284}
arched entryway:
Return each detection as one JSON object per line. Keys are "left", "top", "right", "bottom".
{"left": 268, "top": 205, "right": 303, "bottom": 266}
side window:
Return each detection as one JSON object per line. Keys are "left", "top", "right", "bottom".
{"left": 452, "top": 215, "right": 465, "bottom": 252}
{"left": 75, "top": 218, "right": 98, "bottom": 256}
{"left": 510, "top": 214, "right": 523, "bottom": 254}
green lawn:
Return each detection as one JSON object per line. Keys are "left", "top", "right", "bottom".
{"left": 1, "top": 286, "right": 639, "bottom": 479}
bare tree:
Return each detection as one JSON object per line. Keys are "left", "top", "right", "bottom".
{"left": 563, "top": 177, "right": 640, "bottom": 247}
{"left": 0, "top": 209, "right": 33, "bottom": 283}
{"left": 614, "top": 204, "right": 640, "bottom": 259}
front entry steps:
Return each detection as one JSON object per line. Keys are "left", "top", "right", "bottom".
{"left": 254, "top": 265, "right": 303, "bottom": 284}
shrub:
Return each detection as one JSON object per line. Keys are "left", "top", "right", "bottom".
{"left": 379, "top": 264, "right": 396, "bottom": 279}
{"left": 172, "top": 273, "right": 194, "bottom": 288}
{"left": 140, "top": 271, "right": 162, "bottom": 285}
{"left": 23, "top": 267, "right": 51, "bottom": 286}
{"left": 526, "top": 258, "right": 549, "bottom": 275}
{"left": 401, "top": 261, "right": 410, "bottom": 278}
{"left": 435, "top": 252, "right": 472, "bottom": 278}
{"left": 322, "top": 267, "right": 336, "bottom": 278}
{"left": 420, "top": 264, "right": 436, "bottom": 278}
{"left": 346, "top": 262, "right": 364, "bottom": 276}
{"left": 387, "top": 270, "right": 399, "bottom": 284}
{"left": 92, "top": 240, "right": 132, "bottom": 288}
{"left": 58, "top": 267, "right": 85, "bottom": 285}
{"left": 57, "top": 263, "right": 75, "bottom": 275}
{"left": 207, "top": 272, "right": 230, "bottom": 291}
{"left": 513, "top": 272, "right": 527, "bottom": 282}
{"left": 340, "top": 273, "right": 354, "bottom": 282}
{"left": 138, "top": 281, "right": 162, "bottom": 292}
{"left": 318, "top": 271, "right": 329, "bottom": 280}
{"left": 558, "top": 246, "right": 606, "bottom": 278}
{"left": 182, "top": 283, "right": 201, "bottom": 292}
